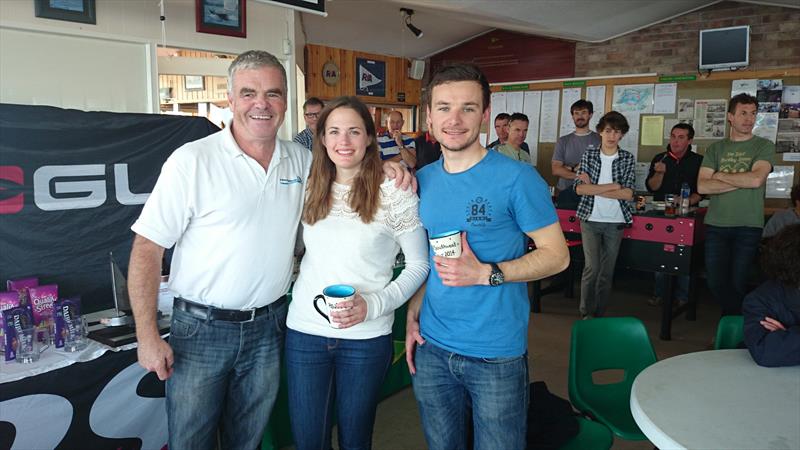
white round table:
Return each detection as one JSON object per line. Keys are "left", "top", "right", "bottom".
{"left": 630, "top": 349, "right": 800, "bottom": 450}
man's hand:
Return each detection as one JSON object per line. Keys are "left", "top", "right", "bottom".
{"left": 392, "top": 130, "right": 404, "bottom": 148}
{"left": 760, "top": 316, "right": 787, "bottom": 332}
{"left": 577, "top": 172, "right": 591, "bottom": 184}
{"left": 434, "top": 233, "right": 491, "bottom": 287}
{"left": 382, "top": 160, "right": 417, "bottom": 192}
{"left": 405, "top": 295, "right": 425, "bottom": 375}
{"left": 137, "top": 336, "right": 174, "bottom": 380}
{"left": 330, "top": 294, "right": 367, "bottom": 329}
{"left": 653, "top": 161, "right": 667, "bottom": 173}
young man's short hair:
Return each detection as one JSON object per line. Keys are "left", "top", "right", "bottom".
{"left": 570, "top": 99, "right": 594, "bottom": 114}
{"left": 509, "top": 112, "right": 529, "bottom": 124}
{"left": 303, "top": 97, "right": 324, "bottom": 110}
{"left": 671, "top": 122, "right": 695, "bottom": 140}
{"left": 494, "top": 113, "right": 511, "bottom": 122}
{"left": 596, "top": 111, "right": 630, "bottom": 134}
{"left": 426, "top": 64, "right": 491, "bottom": 112}
{"left": 728, "top": 93, "right": 758, "bottom": 113}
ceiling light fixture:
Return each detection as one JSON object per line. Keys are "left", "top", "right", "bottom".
{"left": 400, "top": 8, "right": 423, "bottom": 39}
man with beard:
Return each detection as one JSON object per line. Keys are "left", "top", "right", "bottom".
{"left": 698, "top": 93, "right": 775, "bottom": 316}
{"left": 404, "top": 63, "right": 569, "bottom": 450}
{"left": 552, "top": 100, "right": 600, "bottom": 209}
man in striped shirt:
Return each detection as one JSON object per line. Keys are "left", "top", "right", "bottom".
{"left": 293, "top": 97, "right": 324, "bottom": 151}
{"left": 378, "top": 111, "right": 416, "bottom": 167}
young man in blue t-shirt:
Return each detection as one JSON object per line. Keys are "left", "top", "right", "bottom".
{"left": 404, "top": 63, "right": 569, "bottom": 450}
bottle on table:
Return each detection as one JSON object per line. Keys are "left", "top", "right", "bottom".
{"left": 680, "top": 182, "right": 690, "bottom": 215}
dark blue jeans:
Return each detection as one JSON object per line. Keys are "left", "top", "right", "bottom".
{"left": 166, "top": 300, "right": 287, "bottom": 450}
{"left": 286, "top": 329, "right": 392, "bottom": 450}
{"left": 704, "top": 225, "right": 762, "bottom": 315}
{"left": 412, "top": 341, "right": 529, "bottom": 450}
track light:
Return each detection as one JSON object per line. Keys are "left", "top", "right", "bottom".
{"left": 400, "top": 8, "right": 423, "bottom": 39}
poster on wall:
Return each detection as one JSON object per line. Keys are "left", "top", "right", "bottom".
{"left": 523, "top": 90, "right": 542, "bottom": 166}
{"left": 560, "top": 87, "right": 582, "bottom": 137}
{"left": 780, "top": 85, "right": 800, "bottom": 118}
{"left": 586, "top": 85, "right": 606, "bottom": 131}
{"left": 693, "top": 99, "right": 727, "bottom": 139}
{"left": 538, "top": 90, "right": 560, "bottom": 143}
{"left": 766, "top": 165, "right": 794, "bottom": 199}
{"left": 653, "top": 83, "right": 677, "bottom": 114}
{"left": 731, "top": 79, "right": 757, "bottom": 97}
{"left": 488, "top": 92, "right": 508, "bottom": 145}
{"left": 677, "top": 99, "right": 694, "bottom": 119}
{"left": 612, "top": 84, "right": 654, "bottom": 114}
{"left": 619, "top": 112, "right": 640, "bottom": 158}
{"left": 756, "top": 79, "right": 783, "bottom": 113}
{"left": 356, "top": 58, "right": 385, "bottom": 97}
{"left": 776, "top": 117, "right": 800, "bottom": 154}
{"left": 753, "top": 112, "right": 779, "bottom": 143}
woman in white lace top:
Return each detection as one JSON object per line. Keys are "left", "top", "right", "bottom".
{"left": 285, "top": 96, "right": 429, "bottom": 450}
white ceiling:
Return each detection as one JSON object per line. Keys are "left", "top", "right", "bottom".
{"left": 300, "top": 0, "right": 800, "bottom": 59}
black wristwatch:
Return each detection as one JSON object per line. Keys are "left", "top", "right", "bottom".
{"left": 488, "top": 263, "right": 505, "bottom": 287}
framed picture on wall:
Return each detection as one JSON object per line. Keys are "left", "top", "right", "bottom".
{"left": 196, "top": 0, "right": 246, "bottom": 38}
{"left": 184, "top": 75, "right": 205, "bottom": 91}
{"left": 35, "top": 0, "right": 96, "bottom": 25}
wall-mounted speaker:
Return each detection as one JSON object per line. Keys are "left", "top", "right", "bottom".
{"left": 409, "top": 59, "right": 425, "bottom": 80}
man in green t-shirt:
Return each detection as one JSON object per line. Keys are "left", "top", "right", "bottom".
{"left": 698, "top": 93, "right": 776, "bottom": 316}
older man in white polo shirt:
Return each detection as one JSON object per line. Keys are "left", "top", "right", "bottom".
{"left": 129, "top": 50, "right": 412, "bottom": 450}
{"left": 129, "top": 50, "right": 303, "bottom": 450}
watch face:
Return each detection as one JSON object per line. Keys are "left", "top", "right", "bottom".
{"left": 490, "top": 267, "right": 504, "bottom": 286}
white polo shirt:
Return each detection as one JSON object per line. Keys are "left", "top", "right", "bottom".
{"left": 131, "top": 123, "right": 311, "bottom": 310}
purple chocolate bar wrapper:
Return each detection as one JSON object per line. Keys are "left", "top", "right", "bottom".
{"left": 4, "top": 305, "right": 33, "bottom": 362}
{"left": 0, "top": 292, "right": 21, "bottom": 354}
{"left": 28, "top": 284, "right": 57, "bottom": 326}
{"left": 54, "top": 297, "right": 81, "bottom": 348}
{"left": 7, "top": 277, "right": 38, "bottom": 305}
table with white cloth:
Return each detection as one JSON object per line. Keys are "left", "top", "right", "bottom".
{"left": 630, "top": 349, "right": 800, "bottom": 450}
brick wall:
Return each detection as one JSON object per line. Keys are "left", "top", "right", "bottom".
{"left": 575, "top": 1, "right": 800, "bottom": 77}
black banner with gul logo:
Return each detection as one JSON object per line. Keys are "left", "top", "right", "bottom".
{"left": 0, "top": 104, "right": 219, "bottom": 312}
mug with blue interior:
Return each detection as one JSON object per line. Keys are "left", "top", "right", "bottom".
{"left": 313, "top": 284, "right": 355, "bottom": 328}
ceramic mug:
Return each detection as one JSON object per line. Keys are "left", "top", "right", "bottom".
{"left": 313, "top": 284, "right": 355, "bottom": 329}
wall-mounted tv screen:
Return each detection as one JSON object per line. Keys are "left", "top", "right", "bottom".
{"left": 699, "top": 26, "right": 749, "bottom": 71}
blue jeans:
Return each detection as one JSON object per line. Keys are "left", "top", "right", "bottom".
{"left": 654, "top": 272, "right": 690, "bottom": 301}
{"left": 286, "top": 329, "right": 392, "bottom": 450}
{"left": 166, "top": 300, "right": 287, "bottom": 450}
{"left": 704, "top": 225, "right": 762, "bottom": 315}
{"left": 412, "top": 341, "right": 528, "bottom": 450}
{"left": 580, "top": 220, "right": 624, "bottom": 317}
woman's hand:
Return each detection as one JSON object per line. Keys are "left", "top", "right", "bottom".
{"left": 330, "top": 294, "right": 368, "bottom": 328}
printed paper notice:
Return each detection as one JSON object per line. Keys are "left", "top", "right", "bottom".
{"left": 560, "top": 87, "right": 582, "bottom": 137}
{"left": 635, "top": 162, "right": 650, "bottom": 193}
{"left": 586, "top": 85, "right": 606, "bottom": 131}
{"left": 766, "top": 165, "right": 794, "bottom": 199}
{"left": 523, "top": 91, "right": 542, "bottom": 166}
{"left": 653, "top": 83, "right": 677, "bottom": 114}
{"left": 619, "top": 112, "right": 640, "bottom": 158}
{"left": 731, "top": 79, "right": 757, "bottom": 97}
{"left": 539, "top": 90, "right": 560, "bottom": 143}
{"left": 694, "top": 99, "right": 727, "bottom": 139}
{"left": 641, "top": 116, "right": 664, "bottom": 146}
{"left": 677, "top": 99, "right": 694, "bottom": 119}
{"left": 488, "top": 92, "right": 507, "bottom": 145}
{"left": 507, "top": 91, "right": 524, "bottom": 117}
{"left": 612, "top": 84, "right": 654, "bottom": 114}
{"left": 753, "top": 112, "right": 779, "bottom": 143}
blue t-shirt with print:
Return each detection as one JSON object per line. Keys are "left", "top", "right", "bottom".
{"left": 417, "top": 150, "right": 558, "bottom": 358}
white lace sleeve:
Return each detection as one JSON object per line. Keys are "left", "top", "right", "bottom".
{"left": 382, "top": 181, "right": 422, "bottom": 236}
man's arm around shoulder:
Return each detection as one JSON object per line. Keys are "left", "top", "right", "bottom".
{"left": 129, "top": 234, "right": 174, "bottom": 380}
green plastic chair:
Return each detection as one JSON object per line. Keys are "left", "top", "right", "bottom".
{"left": 568, "top": 317, "right": 657, "bottom": 441}
{"left": 714, "top": 315, "right": 744, "bottom": 350}
{"left": 560, "top": 417, "right": 614, "bottom": 450}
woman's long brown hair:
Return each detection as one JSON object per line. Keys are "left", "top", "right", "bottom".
{"left": 302, "top": 96, "right": 383, "bottom": 225}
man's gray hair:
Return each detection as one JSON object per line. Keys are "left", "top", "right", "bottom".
{"left": 227, "top": 50, "right": 287, "bottom": 94}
